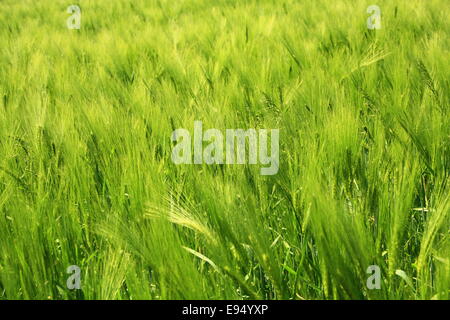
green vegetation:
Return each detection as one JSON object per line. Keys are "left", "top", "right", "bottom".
{"left": 0, "top": 0, "right": 448, "bottom": 300}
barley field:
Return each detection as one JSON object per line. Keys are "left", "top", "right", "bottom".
{"left": 0, "top": 0, "right": 449, "bottom": 300}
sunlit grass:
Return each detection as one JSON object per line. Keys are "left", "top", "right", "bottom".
{"left": 0, "top": 0, "right": 448, "bottom": 300}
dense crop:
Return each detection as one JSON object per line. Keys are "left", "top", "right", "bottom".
{"left": 0, "top": 0, "right": 448, "bottom": 299}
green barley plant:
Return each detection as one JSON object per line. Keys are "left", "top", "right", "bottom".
{"left": 0, "top": 0, "right": 448, "bottom": 300}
